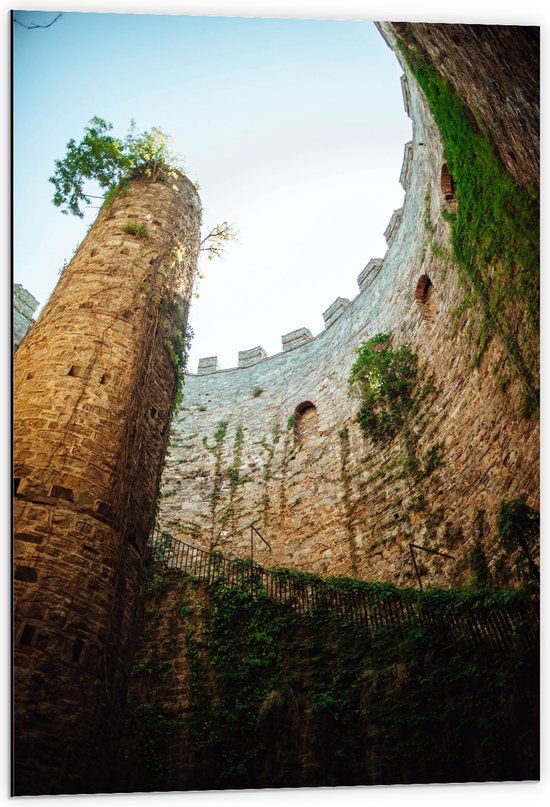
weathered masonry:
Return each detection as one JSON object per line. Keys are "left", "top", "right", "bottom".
{"left": 13, "top": 283, "right": 39, "bottom": 352}
{"left": 12, "top": 20, "right": 539, "bottom": 796}
{"left": 13, "top": 173, "right": 201, "bottom": 795}
{"left": 158, "top": 23, "right": 539, "bottom": 589}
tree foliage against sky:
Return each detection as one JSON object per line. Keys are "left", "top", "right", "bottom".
{"left": 49, "top": 117, "right": 183, "bottom": 217}
{"left": 49, "top": 117, "right": 237, "bottom": 261}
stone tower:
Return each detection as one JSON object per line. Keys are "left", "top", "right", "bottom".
{"left": 13, "top": 173, "right": 201, "bottom": 795}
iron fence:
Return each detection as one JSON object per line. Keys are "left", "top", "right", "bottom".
{"left": 148, "top": 532, "right": 538, "bottom": 649}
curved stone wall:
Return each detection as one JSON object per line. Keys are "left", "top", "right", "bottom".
{"left": 158, "top": 28, "right": 538, "bottom": 588}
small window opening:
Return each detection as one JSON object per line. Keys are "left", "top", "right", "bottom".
{"left": 15, "top": 566, "right": 37, "bottom": 583}
{"left": 95, "top": 501, "right": 115, "bottom": 521}
{"left": 51, "top": 485, "right": 74, "bottom": 502}
{"left": 72, "top": 637, "right": 85, "bottom": 663}
{"left": 20, "top": 624, "right": 36, "bottom": 647}
{"left": 415, "top": 274, "right": 432, "bottom": 303}
{"left": 67, "top": 365, "right": 82, "bottom": 378}
{"left": 15, "top": 532, "right": 42, "bottom": 544}
{"left": 150, "top": 406, "right": 158, "bottom": 419}
{"left": 14, "top": 478, "right": 21, "bottom": 495}
{"left": 90, "top": 249, "right": 98, "bottom": 258}
{"left": 99, "top": 373, "right": 111, "bottom": 385}
{"left": 415, "top": 275, "right": 435, "bottom": 322}
{"left": 26, "top": 372, "right": 34, "bottom": 381}
{"left": 293, "top": 401, "right": 318, "bottom": 447}
{"left": 441, "top": 163, "right": 456, "bottom": 201}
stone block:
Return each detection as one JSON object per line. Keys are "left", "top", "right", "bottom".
{"left": 238, "top": 346, "right": 267, "bottom": 368}
{"left": 197, "top": 356, "right": 221, "bottom": 375}
{"left": 357, "top": 259, "right": 383, "bottom": 292}
{"left": 281, "top": 328, "right": 313, "bottom": 352}
{"left": 13, "top": 284, "right": 39, "bottom": 352}
{"left": 400, "top": 73, "right": 411, "bottom": 118}
{"left": 322, "top": 297, "right": 350, "bottom": 329}
{"left": 399, "top": 141, "right": 413, "bottom": 190}
{"left": 384, "top": 208, "right": 403, "bottom": 247}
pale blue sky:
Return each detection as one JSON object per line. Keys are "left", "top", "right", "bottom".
{"left": 14, "top": 10, "right": 411, "bottom": 370}
{"left": 14, "top": 11, "right": 411, "bottom": 371}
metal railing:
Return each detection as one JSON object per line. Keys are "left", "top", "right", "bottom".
{"left": 148, "top": 532, "right": 538, "bottom": 649}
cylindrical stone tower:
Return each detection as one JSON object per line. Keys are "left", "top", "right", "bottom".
{"left": 13, "top": 173, "right": 201, "bottom": 795}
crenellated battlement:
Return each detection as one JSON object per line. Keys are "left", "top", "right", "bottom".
{"left": 192, "top": 72, "right": 415, "bottom": 375}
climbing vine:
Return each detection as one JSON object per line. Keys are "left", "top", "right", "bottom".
{"left": 397, "top": 43, "right": 539, "bottom": 414}
{"left": 203, "top": 421, "right": 229, "bottom": 546}
{"left": 162, "top": 295, "right": 193, "bottom": 410}
{"left": 222, "top": 425, "right": 245, "bottom": 536}
{"left": 338, "top": 428, "right": 357, "bottom": 575}
{"left": 277, "top": 417, "right": 296, "bottom": 523}
{"left": 259, "top": 424, "right": 282, "bottom": 528}
{"left": 349, "top": 333, "right": 441, "bottom": 481}
{"left": 493, "top": 496, "right": 540, "bottom": 585}
{"left": 348, "top": 333, "right": 417, "bottom": 444}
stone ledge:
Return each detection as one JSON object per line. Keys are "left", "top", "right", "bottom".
{"left": 14, "top": 284, "right": 39, "bottom": 319}
{"left": 357, "top": 259, "right": 384, "bottom": 292}
{"left": 322, "top": 297, "right": 351, "bottom": 329}
{"left": 238, "top": 346, "right": 267, "bottom": 368}
{"left": 399, "top": 141, "right": 413, "bottom": 190}
{"left": 197, "top": 356, "right": 221, "bottom": 374}
{"left": 401, "top": 73, "right": 411, "bottom": 118}
{"left": 384, "top": 208, "right": 403, "bottom": 247}
{"left": 282, "top": 328, "right": 313, "bottom": 352}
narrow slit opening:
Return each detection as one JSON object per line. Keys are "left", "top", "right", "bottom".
{"left": 20, "top": 624, "right": 36, "bottom": 647}
{"left": 72, "top": 638, "right": 85, "bottom": 663}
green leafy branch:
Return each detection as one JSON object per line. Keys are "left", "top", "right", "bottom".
{"left": 49, "top": 116, "right": 183, "bottom": 218}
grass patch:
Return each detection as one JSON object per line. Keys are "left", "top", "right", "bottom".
{"left": 121, "top": 220, "right": 149, "bottom": 238}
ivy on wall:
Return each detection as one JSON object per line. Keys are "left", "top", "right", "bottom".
{"left": 348, "top": 334, "right": 417, "bottom": 444}
{"left": 203, "top": 421, "right": 229, "bottom": 547}
{"left": 338, "top": 428, "right": 358, "bottom": 575}
{"left": 118, "top": 565, "right": 539, "bottom": 792}
{"left": 397, "top": 42, "right": 539, "bottom": 414}
{"left": 349, "top": 333, "right": 441, "bottom": 483}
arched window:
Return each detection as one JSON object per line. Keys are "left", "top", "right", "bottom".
{"left": 293, "top": 401, "right": 318, "bottom": 447}
{"left": 415, "top": 274, "right": 434, "bottom": 321}
{"left": 440, "top": 163, "right": 456, "bottom": 202}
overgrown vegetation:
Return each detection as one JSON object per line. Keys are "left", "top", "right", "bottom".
{"left": 349, "top": 333, "right": 417, "bottom": 444}
{"left": 494, "top": 496, "right": 540, "bottom": 585}
{"left": 50, "top": 116, "right": 236, "bottom": 260}
{"left": 397, "top": 43, "right": 539, "bottom": 412}
{"left": 119, "top": 560, "right": 539, "bottom": 792}
{"left": 50, "top": 117, "right": 182, "bottom": 217}
{"left": 348, "top": 334, "right": 440, "bottom": 480}
{"left": 203, "top": 421, "right": 229, "bottom": 546}
{"left": 121, "top": 220, "right": 149, "bottom": 239}
{"left": 161, "top": 296, "right": 193, "bottom": 409}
